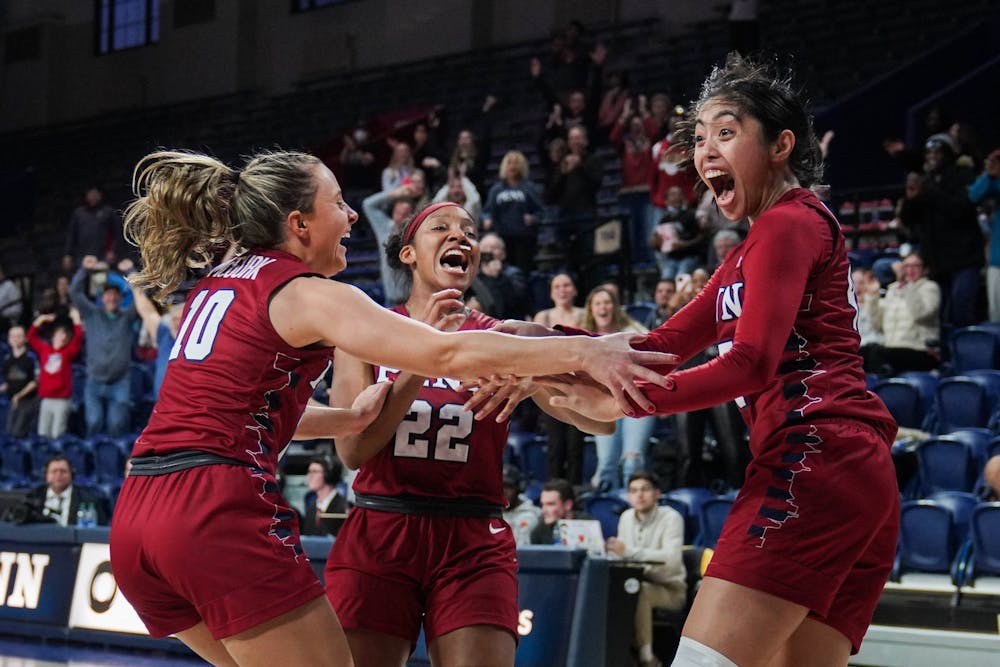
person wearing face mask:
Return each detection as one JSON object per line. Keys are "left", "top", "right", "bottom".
{"left": 541, "top": 54, "right": 899, "bottom": 666}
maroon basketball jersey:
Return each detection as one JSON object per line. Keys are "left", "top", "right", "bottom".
{"left": 351, "top": 307, "right": 510, "bottom": 505}
{"left": 639, "top": 188, "right": 896, "bottom": 450}
{"left": 133, "top": 249, "right": 333, "bottom": 473}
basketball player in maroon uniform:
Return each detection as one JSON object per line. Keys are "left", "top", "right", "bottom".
{"left": 326, "top": 202, "right": 608, "bottom": 667}
{"left": 111, "top": 150, "right": 675, "bottom": 667}
{"left": 539, "top": 56, "right": 899, "bottom": 666}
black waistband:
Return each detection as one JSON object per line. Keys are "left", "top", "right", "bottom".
{"left": 129, "top": 450, "right": 255, "bottom": 476}
{"left": 353, "top": 492, "right": 503, "bottom": 518}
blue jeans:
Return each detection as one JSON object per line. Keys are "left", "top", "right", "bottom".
{"left": 620, "top": 191, "right": 654, "bottom": 266}
{"left": 594, "top": 416, "right": 656, "bottom": 490}
{"left": 84, "top": 375, "right": 132, "bottom": 436}
{"left": 940, "top": 266, "right": 981, "bottom": 329}
{"left": 655, "top": 253, "right": 700, "bottom": 281}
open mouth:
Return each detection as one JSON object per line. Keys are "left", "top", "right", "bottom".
{"left": 439, "top": 247, "right": 470, "bottom": 274}
{"left": 704, "top": 168, "right": 736, "bottom": 207}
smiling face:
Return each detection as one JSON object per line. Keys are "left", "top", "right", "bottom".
{"left": 402, "top": 206, "right": 479, "bottom": 293}
{"left": 587, "top": 289, "right": 616, "bottom": 332}
{"left": 694, "top": 98, "right": 794, "bottom": 222}
{"left": 549, "top": 273, "right": 576, "bottom": 307}
{"left": 300, "top": 165, "right": 358, "bottom": 277}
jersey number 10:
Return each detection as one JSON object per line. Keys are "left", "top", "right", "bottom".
{"left": 169, "top": 289, "right": 237, "bottom": 362}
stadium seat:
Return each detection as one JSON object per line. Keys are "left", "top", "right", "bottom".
{"left": 624, "top": 301, "right": 656, "bottom": 325}
{"left": 873, "top": 378, "right": 927, "bottom": 430}
{"left": 55, "top": 434, "right": 95, "bottom": 483}
{"left": 950, "top": 327, "right": 998, "bottom": 373}
{"left": 916, "top": 437, "right": 979, "bottom": 496}
{"left": 584, "top": 494, "right": 630, "bottom": 539}
{"left": 663, "top": 487, "right": 716, "bottom": 544}
{"left": 0, "top": 437, "right": 31, "bottom": 486}
{"left": 519, "top": 434, "right": 549, "bottom": 484}
{"left": 944, "top": 428, "right": 994, "bottom": 467}
{"left": 988, "top": 436, "right": 1000, "bottom": 461}
{"left": 891, "top": 500, "right": 961, "bottom": 585}
{"left": 23, "top": 435, "right": 59, "bottom": 481}
{"left": 958, "top": 502, "right": 1000, "bottom": 588}
{"left": 93, "top": 437, "right": 128, "bottom": 483}
{"left": 697, "top": 497, "right": 733, "bottom": 548}
{"left": 926, "top": 491, "right": 978, "bottom": 545}
{"left": 935, "top": 377, "right": 995, "bottom": 434}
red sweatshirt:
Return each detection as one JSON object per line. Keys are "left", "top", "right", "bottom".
{"left": 27, "top": 324, "right": 83, "bottom": 399}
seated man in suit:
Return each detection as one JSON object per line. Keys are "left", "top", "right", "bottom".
{"left": 28, "top": 454, "right": 108, "bottom": 526}
{"left": 301, "top": 456, "right": 348, "bottom": 537}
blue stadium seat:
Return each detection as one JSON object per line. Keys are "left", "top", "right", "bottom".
{"left": 916, "top": 437, "right": 978, "bottom": 496}
{"left": 23, "top": 435, "right": 59, "bottom": 482}
{"left": 950, "top": 327, "right": 999, "bottom": 373}
{"left": 0, "top": 437, "right": 31, "bottom": 486}
{"left": 988, "top": 436, "right": 1000, "bottom": 461}
{"left": 54, "top": 434, "right": 95, "bottom": 483}
{"left": 935, "top": 377, "right": 995, "bottom": 433}
{"left": 624, "top": 301, "right": 656, "bottom": 325}
{"left": 926, "top": 491, "right": 978, "bottom": 546}
{"left": 93, "top": 436, "right": 128, "bottom": 483}
{"left": 891, "top": 500, "right": 961, "bottom": 584}
{"left": 697, "top": 497, "right": 733, "bottom": 549}
{"left": 520, "top": 435, "right": 549, "bottom": 484}
{"left": 944, "top": 428, "right": 994, "bottom": 468}
{"left": 663, "top": 487, "right": 716, "bottom": 544}
{"left": 873, "top": 378, "right": 927, "bottom": 430}
{"left": 505, "top": 430, "right": 534, "bottom": 472}
{"left": 584, "top": 494, "right": 630, "bottom": 539}
{"left": 958, "top": 502, "right": 1000, "bottom": 587}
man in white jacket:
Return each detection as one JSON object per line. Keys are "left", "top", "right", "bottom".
{"left": 607, "top": 471, "right": 686, "bottom": 667}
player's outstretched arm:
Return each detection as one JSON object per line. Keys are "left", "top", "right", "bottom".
{"left": 269, "top": 278, "right": 677, "bottom": 416}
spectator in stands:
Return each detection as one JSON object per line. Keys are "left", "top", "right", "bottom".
{"left": 0, "top": 264, "right": 23, "bottom": 331}
{"left": 502, "top": 464, "right": 541, "bottom": 545}
{"left": 983, "top": 455, "right": 1000, "bottom": 502}
{"left": 33, "top": 275, "right": 79, "bottom": 341}
{"left": 411, "top": 113, "right": 447, "bottom": 191}
{"left": 859, "top": 252, "right": 941, "bottom": 375}
{"left": 968, "top": 147, "right": 1000, "bottom": 321}
{"left": 534, "top": 273, "right": 587, "bottom": 485}
{"left": 431, "top": 169, "right": 482, "bottom": 224}
{"left": 483, "top": 150, "right": 545, "bottom": 272}
{"left": 27, "top": 313, "right": 83, "bottom": 439}
{"left": 380, "top": 141, "right": 415, "bottom": 192}
{"left": 697, "top": 190, "right": 747, "bottom": 270}
{"left": 338, "top": 127, "right": 378, "bottom": 190}
{"left": 63, "top": 186, "right": 121, "bottom": 272}
{"left": 70, "top": 257, "right": 139, "bottom": 436}
{"left": 530, "top": 477, "right": 590, "bottom": 544}
{"left": 584, "top": 286, "right": 656, "bottom": 491}
{"left": 28, "top": 454, "right": 108, "bottom": 527}
{"left": 1, "top": 325, "right": 38, "bottom": 437}
{"left": 607, "top": 470, "right": 686, "bottom": 667}
{"left": 597, "top": 70, "right": 631, "bottom": 142}
{"left": 899, "top": 136, "right": 984, "bottom": 328}
{"left": 448, "top": 95, "right": 497, "bottom": 199}
{"left": 362, "top": 189, "right": 416, "bottom": 306}
{"left": 650, "top": 114, "right": 699, "bottom": 213}
{"left": 610, "top": 100, "right": 656, "bottom": 266}
{"left": 131, "top": 277, "right": 183, "bottom": 399}
{"left": 710, "top": 229, "right": 741, "bottom": 274}
{"left": 642, "top": 93, "right": 673, "bottom": 143}
{"left": 301, "top": 456, "right": 348, "bottom": 538}
{"left": 548, "top": 125, "right": 604, "bottom": 249}
{"left": 651, "top": 186, "right": 704, "bottom": 280}
{"left": 643, "top": 278, "right": 677, "bottom": 330}
{"left": 852, "top": 268, "right": 885, "bottom": 358}
{"left": 668, "top": 269, "right": 710, "bottom": 315}
{"left": 468, "top": 233, "right": 529, "bottom": 320}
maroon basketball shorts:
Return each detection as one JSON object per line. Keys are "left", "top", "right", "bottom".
{"left": 325, "top": 507, "right": 519, "bottom": 646}
{"left": 705, "top": 419, "right": 900, "bottom": 653}
{"left": 110, "top": 464, "right": 324, "bottom": 639}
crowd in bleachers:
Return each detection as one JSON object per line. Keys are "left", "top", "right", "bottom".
{"left": 0, "top": 20, "right": 996, "bottom": 659}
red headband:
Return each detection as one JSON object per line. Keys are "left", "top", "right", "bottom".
{"left": 401, "top": 202, "right": 465, "bottom": 244}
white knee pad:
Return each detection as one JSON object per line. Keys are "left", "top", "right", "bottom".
{"left": 671, "top": 637, "right": 738, "bottom": 667}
